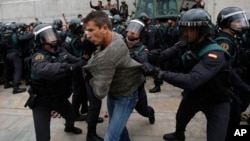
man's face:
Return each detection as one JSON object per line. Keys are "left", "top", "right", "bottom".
{"left": 230, "top": 18, "right": 245, "bottom": 33}
{"left": 182, "top": 28, "right": 198, "bottom": 43}
{"left": 126, "top": 31, "right": 140, "bottom": 48}
{"left": 126, "top": 31, "right": 140, "bottom": 40}
{"left": 85, "top": 21, "right": 106, "bottom": 46}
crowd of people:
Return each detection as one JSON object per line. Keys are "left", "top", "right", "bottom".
{"left": 0, "top": 0, "right": 250, "bottom": 141}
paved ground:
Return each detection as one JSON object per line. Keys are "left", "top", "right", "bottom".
{"left": 0, "top": 77, "right": 249, "bottom": 141}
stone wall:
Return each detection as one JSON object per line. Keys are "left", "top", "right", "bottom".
{"left": 0, "top": 0, "right": 136, "bottom": 24}
{"left": 0, "top": 0, "right": 249, "bottom": 24}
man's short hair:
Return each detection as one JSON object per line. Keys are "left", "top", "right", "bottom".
{"left": 84, "top": 10, "right": 112, "bottom": 30}
{"left": 78, "top": 14, "right": 82, "bottom": 18}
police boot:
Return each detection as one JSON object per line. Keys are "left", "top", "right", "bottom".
{"left": 163, "top": 131, "right": 185, "bottom": 141}
{"left": 0, "top": 80, "right": 4, "bottom": 85}
{"left": 148, "top": 106, "right": 155, "bottom": 124}
{"left": 86, "top": 123, "right": 103, "bottom": 141}
{"left": 75, "top": 114, "right": 87, "bottom": 121}
{"left": 149, "top": 85, "right": 161, "bottom": 93}
{"left": 4, "top": 83, "right": 12, "bottom": 89}
{"left": 64, "top": 123, "right": 82, "bottom": 134}
{"left": 13, "top": 85, "right": 26, "bottom": 94}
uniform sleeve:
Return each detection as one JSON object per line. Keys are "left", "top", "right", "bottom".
{"left": 59, "top": 48, "right": 81, "bottom": 63}
{"left": 137, "top": 48, "right": 149, "bottom": 63}
{"left": 17, "top": 32, "right": 34, "bottom": 41}
{"left": 31, "top": 53, "right": 68, "bottom": 80}
{"left": 160, "top": 51, "right": 228, "bottom": 90}
{"left": 160, "top": 45, "right": 179, "bottom": 61}
{"left": 216, "top": 39, "right": 234, "bottom": 56}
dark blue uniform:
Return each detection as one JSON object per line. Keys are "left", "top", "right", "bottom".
{"left": 128, "top": 42, "right": 155, "bottom": 124}
{"left": 66, "top": 33, "right": 89, "bottom": 120}
{"left": 160, "top": 39, "right": 232, "bottom": 141}
{"left": 215, "top": 31, "right": 250, "bottom": 141}
{"left": 31, "top": 47, "right": 84, "bottom": 141}
{"left": 4, "top": 30, "right": 33, "bottom": 93}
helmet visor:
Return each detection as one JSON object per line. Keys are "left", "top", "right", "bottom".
{"left": 227, "top": 11, "right": 249, "bottom": 31}
{"left": 179, "top": 21, "right": 209, "bottom": 43}
{"left": 40, "top": 28, "right": 59, "bottom": 44}
{"left": 126, "top": 20, "right": 145, "bottom": 34}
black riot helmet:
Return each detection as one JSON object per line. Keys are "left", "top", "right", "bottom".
{"left": 53, "top": 19, "right": 63, "bottom": 30}
{"left": 178, "top": 8, "right": 212, "bottom": 43}
{"left": 126, "top": 19, "right": 145, "bottom": 41}
{"left": 217, "top": 7, "right": 249, "bottom": 33}
{"left": 126, "top": 19, "right": 145, "bottom": 35}
{"left": 113, "top": 14, "right": 122, "bottom": 24}
{"left": 137, "top": 12, "right": 149, "bottom": 24}
{"left": 33, "top": 24, "right": 59, "bottom": 47}
{"left": 69, "top": 18, "right": 84, "bottom": 34}
{"left": 9, "top": 22, "right": 18, "bottom": 32}
{"left": 17, "top": 22, "right": 28, "bottom": 32}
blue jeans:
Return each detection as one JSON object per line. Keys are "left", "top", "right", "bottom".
{"left": 104, "top": 90, "right": 138, "bottom": 141}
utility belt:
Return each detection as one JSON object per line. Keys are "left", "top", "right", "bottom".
{"left": 31, "top": 80, "right": 71, "bottom": 98}
{"left": 24, "top": 88, "right": 37, "bottom": 109}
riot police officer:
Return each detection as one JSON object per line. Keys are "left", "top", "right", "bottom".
{"left": 4, "top": 22, "right": 33, "bottom": 94}
{"left": 30, "top": 24, "right": 85, "bottom": 141}
{"left": 147, "top": 9, "right": 233, "bottom": 141}
{"left": 215, "top": 7, "right": 250, "bottom": 141}
{"left": 53, "top": 19, "right": 67, "bottom": 42}
{"left": 137, "top": 12, "right": 164, "bottom": 93}
{"left": 66, "top": 18, "right": 104, "bottom": 141}
{"left": 112, "top": 14, "right": 126, "bottom": 37}
{"left": 66, "top": 18, "right": 89, "bottom": 121}
{"left": 124, "top": 19, "right": 155, "bottom": 124}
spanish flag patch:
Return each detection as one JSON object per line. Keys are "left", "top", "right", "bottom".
{"left": 208, "top": 53, "right": 218, "bottom": 59}
{"left": 35, "top": 53, "right": 45, "bottom": 60}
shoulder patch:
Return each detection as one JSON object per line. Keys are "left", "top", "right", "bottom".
{"left": 220, "top": 43, "right": 230, "bottom": 51}
{"left": 35, "top": 53, "right": 45, "bottom": 60}
{"left": 208, "top": 53, "right": 218, "bottom": 59}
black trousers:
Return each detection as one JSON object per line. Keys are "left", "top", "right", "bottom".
{"left": 84, "top": 77, "right": 102, "bottom": 124}
{"left": 135, "top": 83, "right": 153, "bottom": 118}
{"left": 5, "top": 52, "right": 22, "bottom": 85}
{"left": 175, "top": 93, "right": 230, "bottom": 141}
{"left": 153, "top": 75, "right": 163, "bottom": 86}
{"left": 72, "top": 69, "right": 88, "bottom": 116}
{"left": 32, "top": 98, "right": 75, "bottom": 141}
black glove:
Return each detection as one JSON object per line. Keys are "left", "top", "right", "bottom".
{"left": 64, "top": 59, "right": 86, "bottom": 72}
{"left": 141, "top": 62, "right": 160, "bottom": 76}
{"left": 174, "top": 40, "right": 188, "bottom": 48}
{"left": 148, "top": 49, "right": 161, "bottom": 65}
{"left": 72, "top": 59, "right": 86, "bottom": 69}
